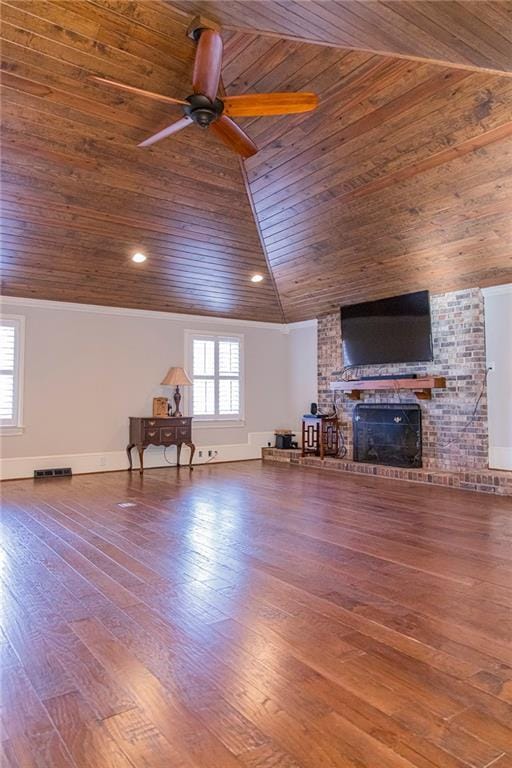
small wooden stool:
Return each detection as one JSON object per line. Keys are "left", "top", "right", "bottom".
{"left": 302, "top": 416, "right": 339, "bottom": 459}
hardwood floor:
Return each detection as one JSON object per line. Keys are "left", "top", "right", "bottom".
{"left": 1, "top": 460, "right": 512, "bottom": 767}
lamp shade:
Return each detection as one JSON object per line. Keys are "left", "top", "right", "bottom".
{"left": 160, "top": 366, "right": 192, "bottom": 387}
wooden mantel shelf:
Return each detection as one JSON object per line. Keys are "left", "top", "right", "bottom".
{"left": 330, "top": 376, "right": 446, "bottom": 401}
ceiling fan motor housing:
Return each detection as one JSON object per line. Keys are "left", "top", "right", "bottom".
{"left": 185, "top": 94, "right": 224, "bottom": 127}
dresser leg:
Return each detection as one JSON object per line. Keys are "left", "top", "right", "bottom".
{"left": 137, "top": 444, "right": 144, "bottom": 475}
{"left": 176, "top": 443, "right": 182, "bottom": 468}
{"left": 126, "top": 443, "right": 134, "bottom": 471}
{"left": 186, "top": 441, "right": 195, "bottom": 470}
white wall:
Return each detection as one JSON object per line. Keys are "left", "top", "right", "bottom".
{"left": 0, "top": 298, "right": 295, "bottom": 478}
{"left": 484, "top": 285, "right": 512, "bottom": 470}
{"left": 3, "top": 289, "right": 508, "bottom": 477}
{"left": 287, "top": 321, "right": 318, "bottom": 441}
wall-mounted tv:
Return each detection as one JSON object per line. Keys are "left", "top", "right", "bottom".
{"left": 340, "top": 290, "right": 433, "bottom": 367}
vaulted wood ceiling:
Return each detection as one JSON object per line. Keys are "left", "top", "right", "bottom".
{"left": 172, "top": 0, "right": 512, "bottom": 75}
{"left": 1, "top": 0, "right": 511, "bottom": 322}
{"left": 0, "top": 0, "right": 283, "bottom": 321}
{"left": 222, "top": 30, "right": 512, "bottom": 320}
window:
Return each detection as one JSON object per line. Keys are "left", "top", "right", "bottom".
{"left": 186, "top": 333, "right": 243, "bottom": 421}
{"left": 0, "top": 315, "right": 24, "bottom": 431}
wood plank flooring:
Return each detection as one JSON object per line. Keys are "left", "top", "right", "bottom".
{"left": 1, "top": 460, "right": 512, "bottom": 767}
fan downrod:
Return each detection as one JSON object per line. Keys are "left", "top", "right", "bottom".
{"left": 184, "top": 94, "right": 224, "bottom": 128}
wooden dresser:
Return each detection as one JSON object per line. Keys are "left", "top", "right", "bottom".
{"left": 127, "top": 416, "right": 195, "bottom": 474}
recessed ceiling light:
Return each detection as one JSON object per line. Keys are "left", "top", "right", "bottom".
{"left": 251, "top": 274, "right": 264, "bottom": 283}
{"left": 132, "top": 252, "right": 147, "bottom": 263}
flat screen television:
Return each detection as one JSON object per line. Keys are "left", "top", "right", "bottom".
{"left": 340, "top": 290, "right": 433, "bottom": 366}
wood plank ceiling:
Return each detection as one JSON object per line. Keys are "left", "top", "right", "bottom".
{"left": 1, "top": 0, "right": 511, "bottom": 322}
{"left": 222, "top": 29, "right": 512, "bottom": 321}
{"left": 172, "top": 0, "right": 512, "bottom": 75}
{"left": 0, "top": 0, "right": 284, "bottom": 321}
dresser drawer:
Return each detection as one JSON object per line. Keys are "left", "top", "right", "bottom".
{"left": 160, "top": 426, "right": 177, "bottom": 442}
{"left": 137, "top": 417, "right": 191, "bottom": 445}
{"left": 143, "top": 427, "right": 161, "bottom": 443}
{"left": 143, "top": 418, "right": 169, "bottom": 428}
{"left": 143, "top": 418, "right": 190, "bottom": 427}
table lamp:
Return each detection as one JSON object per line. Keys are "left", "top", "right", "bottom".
{"left": 160, "top": 366, "right": 192, "bottom": 417}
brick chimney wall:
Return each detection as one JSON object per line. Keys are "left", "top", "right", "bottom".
{"left": 317, "top": 288, "right": 488, "bottom": 471}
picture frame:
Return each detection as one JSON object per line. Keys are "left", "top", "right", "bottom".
{"left": 152, "top": 397, "right": 169, "bottom": 417}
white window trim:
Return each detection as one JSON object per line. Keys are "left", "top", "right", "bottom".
{"left": 0, "top": 314, "right": 25, "bottom": 434}
{"left": 185, "top": 330, "right": 245, "bottom": 426}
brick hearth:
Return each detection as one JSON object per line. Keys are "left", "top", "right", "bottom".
{"left": 262, "top": 448, "right": 512, "bottom": 496}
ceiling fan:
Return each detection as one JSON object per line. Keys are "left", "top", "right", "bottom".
{"left": 91, "top": 16, "right": 318, "bottom": 158}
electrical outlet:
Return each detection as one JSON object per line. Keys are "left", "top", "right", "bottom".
{"left": 208, "top": 450, "right": 213, "bottom": 457}
{"left": 488, "top": 361, "right": 496, "bottom": 372}
{"left": 198, "top": 450, "right": 203, "bottom": 458}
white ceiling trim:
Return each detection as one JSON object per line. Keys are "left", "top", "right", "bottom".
{"left": 0, "top": 296, "right": 288, "bottom": 330}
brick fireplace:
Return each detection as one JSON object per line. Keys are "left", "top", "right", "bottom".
{"left": 318, "top": 288, "right": 488, "bottom": 472}
{"left": 264, "top": 287, "right": 512, "bottom": 495}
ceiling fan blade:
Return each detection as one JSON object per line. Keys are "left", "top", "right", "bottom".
{"left": 192, "top": 28, "right": 223, "bottom": 102}
{"left": 138, "top": 117, "right": 193, "bottom": 148}
{"left": 210, "top": 115, "right": 257, "bottom": 158}
{"left": 223, "top": 92, "right": 319, "bottom": 117}
{"left": 90, "top": 76, "right": 188, "bottom": 106}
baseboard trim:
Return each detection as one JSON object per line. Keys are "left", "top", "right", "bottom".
{"left": 0, "top": 431, "right": 275, "bottom": 481}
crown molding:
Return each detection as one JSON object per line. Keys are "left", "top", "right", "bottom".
{"left": 0, "top": 295, "right": 289, "bottom": 330}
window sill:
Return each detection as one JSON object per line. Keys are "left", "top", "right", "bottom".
{"left": 0, "top": 426, "right": 25, "bottom": 436}
{"left": 192, "top": 419, "right": 246, "bottom": 429}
